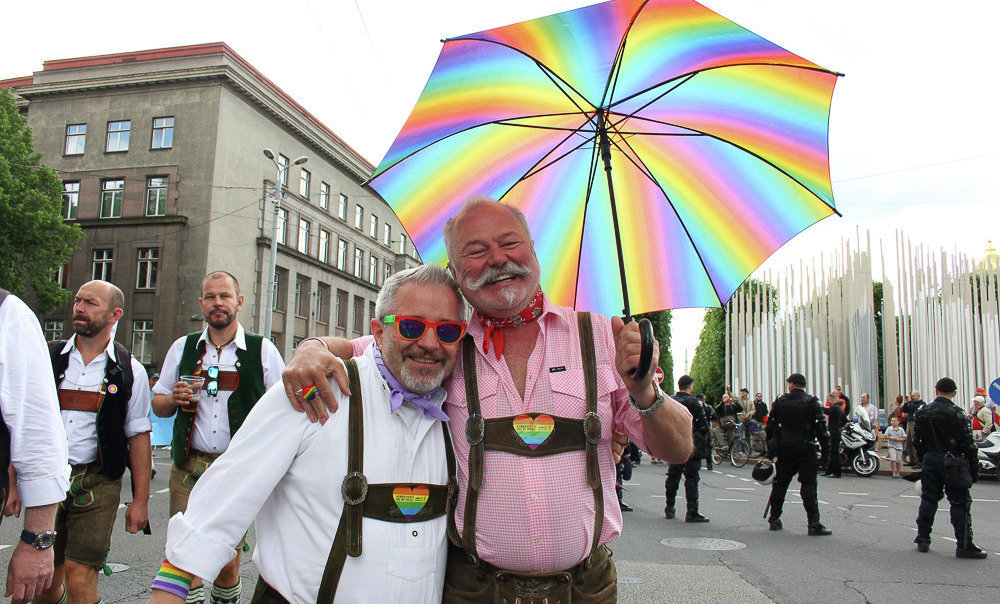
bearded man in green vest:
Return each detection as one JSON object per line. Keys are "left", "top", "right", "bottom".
{"left": 152, "top": 271, "right": 284, "bottom": 604}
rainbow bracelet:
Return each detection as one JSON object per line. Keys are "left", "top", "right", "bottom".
{"left": 151, "top": 559, "right": 194, "bottom": 599}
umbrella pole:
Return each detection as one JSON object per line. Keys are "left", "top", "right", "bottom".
{"left": 597, "top": 112, "right": 632, "bottom": 320}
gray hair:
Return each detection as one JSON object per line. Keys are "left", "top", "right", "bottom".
{"left": 374, "top": 264, "right": 464, "bottom": 321}
{"left": 442, "top": 194, "right": 531, "bottom": 263}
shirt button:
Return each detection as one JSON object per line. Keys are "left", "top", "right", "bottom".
{"left": 535, "top": 536, "right": 542, "bottom": 542}
{"left": 530, "top": 493, "right": 537, "bottom": 500}
{"left": 411, "top": 530, "right": 419, "bottom": 537}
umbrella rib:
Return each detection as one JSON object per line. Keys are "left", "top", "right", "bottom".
{"left": 599, "top": 0, "right": 651, "bottom": 112}
{"left": 570, "top": 136, "right": 605, "bottom": 310}
{"left": 496, "top": 115, "right": 595, "bottom": 198}
{"left": 605, "top": 124, "right": 728, "bottom": 307}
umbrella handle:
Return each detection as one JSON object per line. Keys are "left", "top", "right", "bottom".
{"left": 630, "top": 318, "right": 655, "bottom": 382}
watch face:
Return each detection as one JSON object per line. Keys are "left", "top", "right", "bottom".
{"left": 36, "top": 531, "right": 57, "bottom": 549}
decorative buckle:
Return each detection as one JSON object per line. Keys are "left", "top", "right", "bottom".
{"left": 583, "top": 411, "right": 602, "bottom": 445}
{"left": 466, "top": 413, "right": 485, "bottom": 446}
{"left": 341, "top": 471, "right": 368, "bottom": 505}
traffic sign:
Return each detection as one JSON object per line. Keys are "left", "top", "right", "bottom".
{"left": 655, "top": 367, "right": 665, "bottom": 384}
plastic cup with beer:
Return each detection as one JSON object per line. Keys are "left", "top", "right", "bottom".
{"left": 178, "top": 375, "right": 205, "bottom": 412}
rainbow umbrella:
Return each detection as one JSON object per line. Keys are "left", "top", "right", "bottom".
{"left": 368, "top": 0, "right": 842, "bottom": 318}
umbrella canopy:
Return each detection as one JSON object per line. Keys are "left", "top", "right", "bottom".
{"left": 368, "top": 0, "right": 841, "bottom": 318}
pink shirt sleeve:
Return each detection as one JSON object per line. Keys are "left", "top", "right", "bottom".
{"left": 351, "top": 335, "right": 374, "bottom": 357}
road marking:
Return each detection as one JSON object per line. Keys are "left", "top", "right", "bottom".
{"left": 118, "top": 504, "right": 126, "bottom": 509}
{"left": 836, "top": 506, "right": 849, "bottom": 511}
{"left": 817, "top": 500, "right": 829, "bottom": 505}
{"left": 900, "top": 495, "right": 920, "bottom": 499}
{"left": 854, "top": 504, "right": 888, "bottom": 508}
{"left": 0, "top": 545, "right": 11, "bottom": 551}
{"left": 739, "top": 477, "right": 753, "bottom": 482}
{"left": 943, "top": 536, "right": 957, "bottom": 543}
{"left": 650, "top": 495, "right": 665, "bottom": 498}
{"left": 838, "top": 492, "right": 870, "bottom": 496}
{"left": 712, "top": 470, "right": 723, "bottom": 474}
{"left": 716, "top": 498, "right": 749, "bottom": 502}
{"left": 156, "top": 488, "right": 170, "bottom": 494}
{"left": 974, "top": 499, "right": 999, "bottom": 503}
{"left": 867, "top": 515, "right": 879, "bottom": 519}
{"left": 726, "top": 487, "right": 755, "bottom": 491}
{"left": 725, "top": 474, "right": 737, "bottom": 478}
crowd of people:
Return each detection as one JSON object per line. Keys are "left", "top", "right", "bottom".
{"left": 1, "top": 196, "right": 993, "bottom": 604}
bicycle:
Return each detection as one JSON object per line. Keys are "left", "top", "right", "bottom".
{"left": 712, "top": 419, "right": 740, "bottom": 465}
{"left": 730, "top": 421, "right": 768, "bottom": 467}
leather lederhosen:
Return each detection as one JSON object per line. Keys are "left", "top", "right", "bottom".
{"left": 314, "top": 358, "right": 457, "bottom": 603}
{"left": 457, "top": 312, "right": 604, "bottom": 570}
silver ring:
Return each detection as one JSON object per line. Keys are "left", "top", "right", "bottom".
{"left": 294, "top": 387, "right": 304, "bottom": 396}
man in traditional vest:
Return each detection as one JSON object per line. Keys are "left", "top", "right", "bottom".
{"left": 35, "top": 280, "right": 152, "bottom": 604}
{"left": 148, "top": 264, "right": 462, "bottom": 603}
{"left": 0, "top": 288, "right": 70, "bottom": 603}
{"left": 152, "top": 271, "right": 284, "bottom": 604}
{"left": 284, "top": 196, "right": 694, "bottom": 602}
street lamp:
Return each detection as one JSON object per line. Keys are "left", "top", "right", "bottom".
{"left": 262, "top": 148, "right": 307, "bottom": 339}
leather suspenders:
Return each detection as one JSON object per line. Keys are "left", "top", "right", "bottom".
{"left": 459, "top": 312, "right": 604, "bottom": 564}
{"left": 317, "top": 358, "right": 455, "bottom": 603}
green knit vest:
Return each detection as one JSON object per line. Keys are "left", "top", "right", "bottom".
{"left": 171, "top": 331, "right": 266, "bottom": 466}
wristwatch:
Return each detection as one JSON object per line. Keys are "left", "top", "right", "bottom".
{"left": 20, "top": 530, "right": 57, "bottom": 550}
{"left": 629, "top": 382, "right": 665, "bottom": 416}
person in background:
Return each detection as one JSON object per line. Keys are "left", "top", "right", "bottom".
{"left": 901, "top": 391, "right": 925, "bottom": 467}
{"left": 884, "top": 416, "right": 906, "bottom": 478}
{"left": 822, "top": 393, "right": 845, "bottom": 478}
{"left": 834, "top": 385, "right": 851, "bottom": 417}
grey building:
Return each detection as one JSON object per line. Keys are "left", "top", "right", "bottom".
{"left": 2, "top": 42, "right": 420, "bottom": 368}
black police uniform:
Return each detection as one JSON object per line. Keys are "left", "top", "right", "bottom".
{"left": 764, "top": 388, "right": 831, "bottom": 534}
{"left": 665, "top": 391, "right": 710, "bottom": 522}
{"left": 823, "top": 402, "right": 845, "bottom": 477}
{"left": 913, "top": 397, "right": 985, "bottom": 557}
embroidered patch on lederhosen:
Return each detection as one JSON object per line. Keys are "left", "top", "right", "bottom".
{"left": 513, "top": 414, "right": 555, "bottom": 450}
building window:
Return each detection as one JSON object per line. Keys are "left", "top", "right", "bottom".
{"left": 338, "top": 194, "right": 347, "bottom": 220}
{"left": 132, "top": 320, "right": 154, "bottom": 364}
{"left": 275, "top": 267, "right": 288, "bottom": 311}
{"left": 337, "top": 239, "right": 347, "bottom": 271}
{"left": 136, "top": 248, "right": 159, "bottom": 289}
{"left": 318, "top": 229, "right": 330, "bottom": 263}
{"left": 106, "top": 120, "right": 130, "bottom": 152}
{"left": 355, "top": 205, "right": 363, "bottom": 230}
{"left": 294, "top": 278, "right": 305, "bottom": 317}
{"left": 383, "top": 223, "right": 391, "bottom": 247}
{"left": 146, "top": 176, "right": 167, "bottom": 216}
{"left": 151, "top": 117, "right": 174, "bottom": 149}
{"left": 55, "top": 264, "right": 68, "bottom": 289}
{"left": 277, "top": 208, "right": 288, "bottom": 245}
{"left": 100, "top": 179, "right": 124, "bottom": 218}
{"left": 297, "top": 219, "right": 310, "bottom": 254}
{"left": 62, "top": 182, "right": 79, "bottom": 220}
{"left": 369, "top": 215, "right": 378, "bottom": 239}
{"left": 336, "top": 289, "right": 348, "bottom": 329}
{"left": 369, "top": 256, "right": 378, "bottom": 285}
{"left": 299, "top": 168, "right": 310, "bottom": 198}
{"left": 278, "top": 154, "right": 289, "bottom": 186}
{"left": 92, "top": 249, "right": 113, "bottom": 281}
{"left": 400, "top": 233, "right": 408, "bottom": 255}
{"left": 353, "top": 296, "right": 365, "bottom": 334}
{"left": 319, "top": 182, "right": 330, "bottom": 210}
{"left": 354, "top": 248, "right": 364, "bottom": 278}
{"left": 384, "top": 262, "right": 392, "bottom": 282}
{"left": 65, "top": 124, "right": 86, "bottom": 155}
{"left": 316, "top": 283, "right": 330, "bottom": 324}
{"left": 43, "top": 320, "right": 64, "bottom": 341}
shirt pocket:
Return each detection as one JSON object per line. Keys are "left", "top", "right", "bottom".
{"left": 549, "top": 366, "right": 617, "bottom": 414}
{"left": 447, "top": 372, "right": 498, "bottom": 411}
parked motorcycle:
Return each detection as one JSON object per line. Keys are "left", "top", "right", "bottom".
{"left": 839, "top": 413, "right": 880, "bottom": 477}
{"left": 975, "top": 432, "right": 1000, "bottom": 479}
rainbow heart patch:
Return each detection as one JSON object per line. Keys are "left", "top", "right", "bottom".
{"left": 513, "top": 414, "right": 554, "bottom": 450}
{"left": 393, "top": 485, "right": 430, "bottom": 519}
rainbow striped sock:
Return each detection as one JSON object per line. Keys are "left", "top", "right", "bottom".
{"left": 151, "top": 559, "right": 195, "bottom": 599}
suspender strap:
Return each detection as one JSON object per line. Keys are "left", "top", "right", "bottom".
{"left": 577, "top": 312, "right": 604, "bottom": 560}
{"left": 461, "top": 338, "right": 484, "bottom": 560}
{"left": 317, "top": 358, "right": 364, "bottom": 604}
{"left": 444, "top": 425, "right": 463, "bottom": 547}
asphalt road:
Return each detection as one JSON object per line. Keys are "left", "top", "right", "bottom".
{"left": 1, "top": 448, "right": 997, "bottom": 602}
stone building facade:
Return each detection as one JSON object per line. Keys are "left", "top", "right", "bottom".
{"left": 2, "top": 43, "right": 420, "bottom": 368}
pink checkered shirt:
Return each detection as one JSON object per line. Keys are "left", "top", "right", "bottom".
{"left": 354, "top": 295, "right": 686, "bottom": 571}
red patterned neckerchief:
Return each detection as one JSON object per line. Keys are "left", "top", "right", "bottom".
{"left": 480, "top": 289, "right": 544, "bottom": 360}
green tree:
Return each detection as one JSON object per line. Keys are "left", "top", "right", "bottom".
{"left": 634, "top": 309, "right": 673, "bottom": 395}
{"left": 873, "top": 281, "right": 884, "bottom": 405}
{"left": 689, "top": 307, "right": 725, "bottom": 403}
{"left": 0, "top": 89, "right": 82, "bottom": 311}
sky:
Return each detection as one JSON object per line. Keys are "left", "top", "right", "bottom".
{"left": 4, "top": 0, "right": 997, "bottom": 381}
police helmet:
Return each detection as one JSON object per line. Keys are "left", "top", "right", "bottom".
{"left": 751, "top": 460, "right": 774, "bottom": 484}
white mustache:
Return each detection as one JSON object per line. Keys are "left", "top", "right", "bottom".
{"left": 466, "top": 262, "right": 530, "bottom": 290}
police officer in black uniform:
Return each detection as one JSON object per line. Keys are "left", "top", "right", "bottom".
{"left": 913, "top": 377, "right": 986, "bottom": 558}
{"left": 763, "top": 373, "right": 832, "bottom": 535}
{"left": 665, "top": 375, "right": 711, "bottom": 522}
{"left": 822, "top": 393, "right": 845, "bottom": 478}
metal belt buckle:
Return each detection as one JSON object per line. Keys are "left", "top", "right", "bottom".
{"left": 494, "top": 569, "right": 572, "bottom": 603}
{"left": 341, "top": 471, "right": 368, "bottom": 505}
{"left": 583, "top": 411, "right": 602, "bottom": 445}
{"left": 466, "top": 413, "right": 485, "bottom": 446}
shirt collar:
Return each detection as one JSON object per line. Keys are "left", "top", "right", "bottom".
{"left": 466, "top": 291, "right": 568, "bottom": 346}
{"left": 196, "top": 322, "right": 247, "bottom": 351}
{"left": 61, "top": 334, "right": 118, "bottom": 362}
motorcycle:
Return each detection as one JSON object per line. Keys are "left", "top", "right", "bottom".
{"left": 839, "top": 413, "right": 880, "bottom": 477}
{"left": 975, "top": 432, "right": 1000, "bottom": 479}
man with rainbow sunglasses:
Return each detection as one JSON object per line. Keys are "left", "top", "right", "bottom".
{"left": 284, "top": 196, "right": 694, "bottom": 602}
{"left": 149, "top": 264, "right": 463, "bottom": 603}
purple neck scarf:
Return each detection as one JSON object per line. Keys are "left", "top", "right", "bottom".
{"left": 372, "top": 343, "right": 449, "bottom": 422}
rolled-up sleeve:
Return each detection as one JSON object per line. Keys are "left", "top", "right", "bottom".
{"left": 124, "top": 359, "right": 152, "bottom": 437}
{"left": 0, "top": 295, "right": 70, "bottom": 507}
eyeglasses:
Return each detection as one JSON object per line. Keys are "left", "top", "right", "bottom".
{"left": 382, "top": 315, "right": 466, "bottom": 345}
{"left": 205, "top": 365, "right": 220, "bottom": 396}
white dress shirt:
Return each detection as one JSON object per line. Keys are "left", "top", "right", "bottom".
{"left": 153, "top": 323, "right": 284, "bottom": 453}
{"left": 165, "top": 345, "right": 449, "bottom": 603}
{"left": 0, "top": 294, "right": 70, "bottom": 506}
{"left": 58, "top": 335, "right": 151, "bottom": 465}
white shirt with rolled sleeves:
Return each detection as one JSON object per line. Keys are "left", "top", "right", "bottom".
{"left": 164, "top": 344, "right": 449, "bottom": 603}
{"left": 57, "top": 335, "right": 151, "bottom": 465}
{"left": 152, "top": 323, "right": 284, "bottom": 453}
{"left": 0, "top": 294, "right": 70, "bottom": 506}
